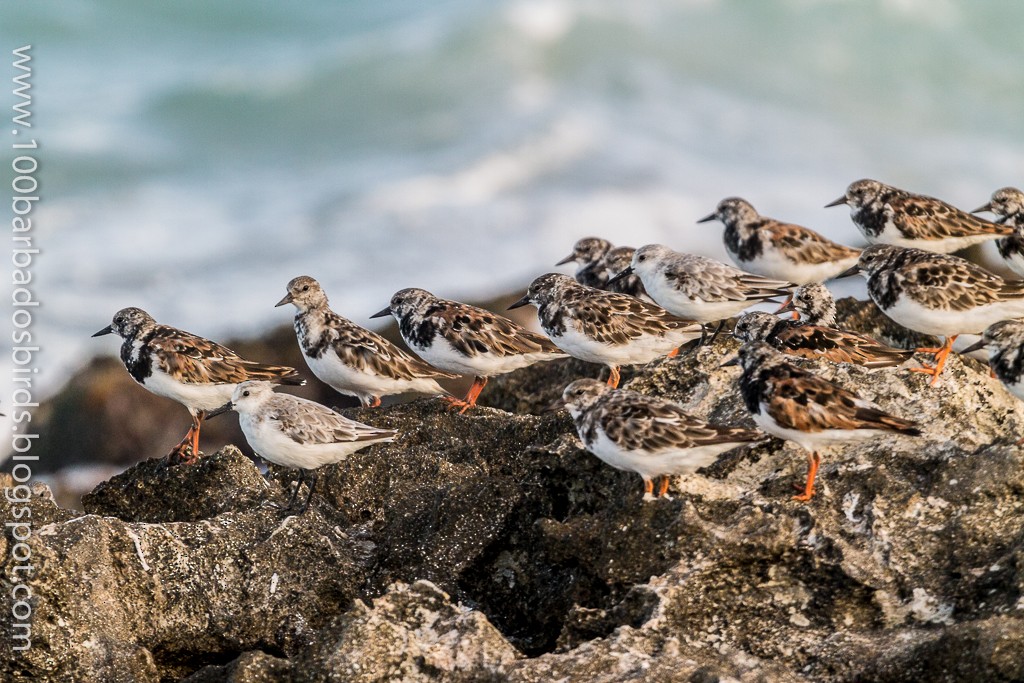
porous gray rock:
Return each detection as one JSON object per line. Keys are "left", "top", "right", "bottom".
{"left": 4, "top": 297, "right": 1024, "bottom": 682}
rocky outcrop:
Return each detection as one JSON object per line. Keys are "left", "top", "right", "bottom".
{"left": 4, "top": 298, "right": 1024, "bottom": 682}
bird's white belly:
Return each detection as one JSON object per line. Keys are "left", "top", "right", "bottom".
{"left": 410, "top": 333, "right": 552, "bottom": 377}
{"left": 141, "top": 368, "right": 235, "bottom": 413}
{"left": 731, "top": 246, "right": 856, "bottom": 285}
{"left": 551, "top": 322, "right": 690, "bottom": 367}
{"left": 752, "top": 410, "right": 876, "bottom": 454}
{"left": 306, "top": 348, "right": 442, "bottom": 401}
{"left": 884, "top": 295, "right": 1024, "bottom": 337}
{"left": 869, "top": 220, "right": 997, "bottom": 253}
{"left": 587, "top": 430, "right": 741, "bottom": 479}
{"left": 240, "top": 413, "right": 382, "bottom": 470}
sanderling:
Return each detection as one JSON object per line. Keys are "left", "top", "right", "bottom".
{"left": 611, "top": 244, "right": 793, "bottom": 339}
{"left": 209, "top": 380, "right": 396, "bottom": 513}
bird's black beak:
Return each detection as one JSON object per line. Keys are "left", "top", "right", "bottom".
{"left": 606, "top": 266, "right": 633, "bottom": 286}
{"left": 544, "top": 396, "right": 567, "bottom": 413}
{"left": 825, "top": 195, "right": 848, "bottom": 208}
{"left": 369, "top": 306, "right": 392, "bottom": 319}
{"left": 960, "top": 339, "right": 987, "bottom": 355}
{"left": 719, "top": 355, "right": 739, "bottom": 368}
{"left": 970, "top": 202, "right": 992, "bottom": 215}
{"left": 836, "top": 264, "right": 861, "bottom": 278}
{"left": 696, "top": 212, "right": 717, "bottom": 224}
{"left": 555, "top": 253, "right": 576, "bottom": 266}
{"left": 507, "top": 295, "right": 531, "bottom": 310}
{"left": 92, "top": 325, "right": 113, "bottom": 338}
{"left": 275, "top": 292, "right": 294, "bottom": 308}
{"left": 206, "top": 401, "right": 234, "bottom": 419}
{"left": 775, "top": 299, "right": 797, "bottom": 315}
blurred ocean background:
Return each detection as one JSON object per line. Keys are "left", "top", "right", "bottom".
{"left": 3, "top": 0, "right": 1023, "bottom": 407}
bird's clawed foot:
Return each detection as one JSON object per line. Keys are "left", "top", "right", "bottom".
{"left": 443, "top": 377, "right": 488, "bottom": 414}
{"left": 167, "top": 428, "right": 200, "bottom": 465}
{"left": 442, "top": 396, "right": 475, "bottom": 414}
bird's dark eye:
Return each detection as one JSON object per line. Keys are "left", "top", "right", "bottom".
{"left": 302, "top": 285, "right": 309, "bottom": 292}
{"left": 638, "top": 255, "right": 646, "bottom": 262}
{"left": 242, "top": 390, "right": 250, "bottom": 397}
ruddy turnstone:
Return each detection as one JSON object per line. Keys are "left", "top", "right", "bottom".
{"left": 556, "top": 237, "right": 613, "bottom": 288}
{"left": 843, "top": 244, "right": 1024, "bottom": 384}
{"left": 556, "top": 378, "right": 762, "bottom": 500}
{"left": 610, "top": 244, "right": 793, "bottom": 339}
{"left": 733, "top": 311, "right": 912, "bottom": 369}
{"left": 698, "top": 197, "right": 860, "bottom": 285}
{"left": 962, "top": 320, "right": 1024, "bottom": 406}
{"left": 972, "top": 187, "right": 1024, "bottom": 277}
{"left": 209, "top": 380, "right": 396, "bottom": 514}
{"left": 730, "top": 341, "right": 920, "bottom": 501}
{"left": 370, "top": 288, "right": 566, "bottom": 413}
{"left": 601, "top": 246, "right": 652, "bottom": 301}
{"left": 826, "top": 179, "right": 1012, "bottom": 254}
{"left": 775, "top": 282, "right": 838, "bottom": 326}
{"left": 508, "top": 273, "right": 702, "bottom": 388}
{"left": 93, "top": 307, "right": 304, "bottom": 463}
{"left": 277, "top": 276, "right": 456, "bottom": 407}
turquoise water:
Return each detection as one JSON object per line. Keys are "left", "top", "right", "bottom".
{"left": 3, "top": 0, "right": 1023, "bottom": 396}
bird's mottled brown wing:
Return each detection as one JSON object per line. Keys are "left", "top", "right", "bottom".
{"left": 764, "top": 372, "right": 918, "bottom": 435}
{"left": 149, "top": 325, "right": 302, "bottom": 385}
{"left": 569, "top": 290, "right": 701, "bottom": 345}
{"left": 889, "top": 195, "right": 1013, "bottom": 240}
{"left": 326, "top": 314, "right": 458, "bottom": 380}
{"left": 435, "top": 302, "right": 562, "bottom": 357}
{"left": 601, "top": 393, "right": 761, "bottom": 452}
{"left": 762, "top": 221, "right": 861, "bottom": 264}
{"left": 268, "top": 394, "right": 396, "bottom": 445}
{"left": 774, "top": 325, "right": 912, "bottom": 368}
{"left": 899, "top": 256, "right": 1024, "bottom": 310}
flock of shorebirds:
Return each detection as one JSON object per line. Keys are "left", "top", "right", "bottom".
{"left": 93, "top": 181, "right": 1024, "bottom": 512}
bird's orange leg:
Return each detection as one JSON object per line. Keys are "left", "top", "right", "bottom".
{"left": 909, "top": 336, "right": 957, "bottom": 385}
{"left": 792, "top": 451, "right": 821, "bottom": 502}
{"left": 606, "top": 366, "right": 621, "bottom": 388}
{"left": 443, "top": 376, "right": 488, "bottom": 414}
{"left": 656, "top": 476, "right": 671, "bottom": 497}
{"left": 189, "top": 412, "right": 204, "bottom": 460}
{"left": 642, "top": 477, "right": 654, "bottom": 499}
{"left": 368, "top": 396, "right": 382, "bottom": 408}
{"left": 666, "top": 347, "right": 679, "bottom": 358}
{"left": 169, "top": 412, "right": 203, "bottom": 465}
